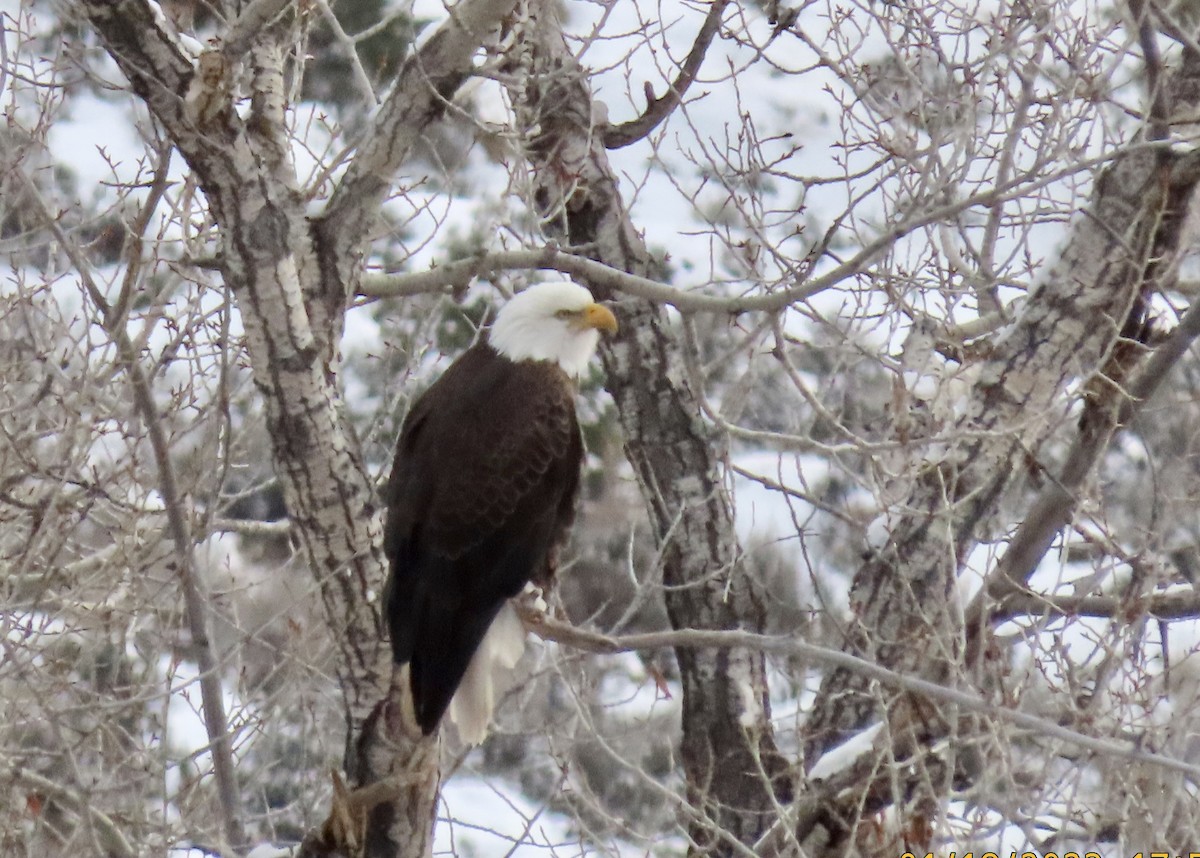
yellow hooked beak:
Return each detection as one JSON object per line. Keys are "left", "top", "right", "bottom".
{"left": 578, "top": 302, "right": 619, "bottom": 335}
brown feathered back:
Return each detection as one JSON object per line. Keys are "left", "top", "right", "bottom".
{"left": 383, "top": 342, "right": 583, "bottom": 735}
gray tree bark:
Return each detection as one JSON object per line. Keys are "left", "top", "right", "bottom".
{"left": 785, "top": 46, "right": 1200, "bottom": 858}
{"left": 498, "top": 4, "right": 789, "bottom": 852}
{"left": 79, "top": 0, "right": 775, "bottom": 853}
{"left": 78, "top": 0, "right": 518, "bottom": 854}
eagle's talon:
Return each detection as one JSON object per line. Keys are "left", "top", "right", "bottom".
{"left": 519, "top": 583, "right": 549, "bottom": 615}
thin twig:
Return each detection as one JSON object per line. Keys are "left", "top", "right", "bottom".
{"left": 0, "top": 12, "right": 11, "bottom": 99}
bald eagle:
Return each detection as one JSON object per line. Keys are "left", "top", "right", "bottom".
{"left": 384, "top": 282, "right": 618, "bottom": 742}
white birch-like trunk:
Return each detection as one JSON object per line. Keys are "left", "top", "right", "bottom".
{"left": 79, "top": 1, "right": 519, "bottom": 854}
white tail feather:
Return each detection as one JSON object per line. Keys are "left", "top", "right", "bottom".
{"left": 446, "top": 602, "right": 527, "bottom": 744}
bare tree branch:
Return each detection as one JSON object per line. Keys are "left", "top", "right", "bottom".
{"left": 789, "top": 24, "right": 1200, "bottom": 855}
{"left": 15, "top": 155, "right": 247, "bottom": 849}
{"left": 314, "top": 0, "right": 523, "bottom": 278}
{"left": 310, "top": 0, "right": 379, "bottom": 108}
{"left": 210, "top": 517, "right": 292, "bottom": 537}
{"left": 8, "top": 766, "right": 137, "bottom": 858}
{"left": 973, "top": 284, "right": 1200, "bottom": 616}
{"left": 995, "top": 588, "right": 1200, "bottom": 621}
{"left": 362, "top": 143, "right": 1173, "bottom": 316}
{"left": 602, "top": 0, "right": 730, "bottom": 149}
{"left": 1130, "top": 0, "right": 1171, "bottom": 142}
{"left": 519, "top": 608, "right": 1200, "bottom": 781}
{"left": 76, "top": 2, "right": 508, "bottom": 853}
{"left": 499, "top": 5, "right": 788, "bottom": 849}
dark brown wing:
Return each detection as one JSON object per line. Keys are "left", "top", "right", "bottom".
{"left": 382, "top": 343, "right": 583, "bottom": 733}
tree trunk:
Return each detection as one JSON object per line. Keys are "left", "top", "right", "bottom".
{"left": 79, "top": 1, "right": 519, "bottom": 853}
{"left": 499, "top": 3, "right": 789, "bottom": 850}
{"left": 791, "top": 50, "right": 1200, "bottom": 857}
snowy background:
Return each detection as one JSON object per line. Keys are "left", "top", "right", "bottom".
{"left": 6, "top": 0, "right": 1200, "bottom": 853}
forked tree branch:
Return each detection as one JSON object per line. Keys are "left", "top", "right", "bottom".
{"left": 501, "top": 3, "right": 787, "bottom": 848}
{"left": 602, "top": 0, "right": 730, "bottom": 149}
{"left": 79, "top": 1, "right": 547, "bottom": 853}
{"left": 971, "top": 291, "right": 1200, "bottom": 620}
{"left": 310, "top": 0, "right": 378, "bottom": 108}
{"left": 315, "top": 0, "right": 522, "bottom": 277}
{"left": 223, "top": 0, "right": 296, "bottom": 58}
{"left": 788, "top": 29, "right": 1200, "bottom": 855}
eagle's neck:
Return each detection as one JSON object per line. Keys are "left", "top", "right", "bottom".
{"left": 487, "top": 318, "right": 599, "bottom": 377}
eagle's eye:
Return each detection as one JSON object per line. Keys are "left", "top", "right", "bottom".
{"left": 555, "top": 309, "right": 575, "bottom": 319}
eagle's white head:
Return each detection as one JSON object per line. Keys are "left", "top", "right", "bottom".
{"left": 489, "top": 281, "right": 619, "bottom": 376}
